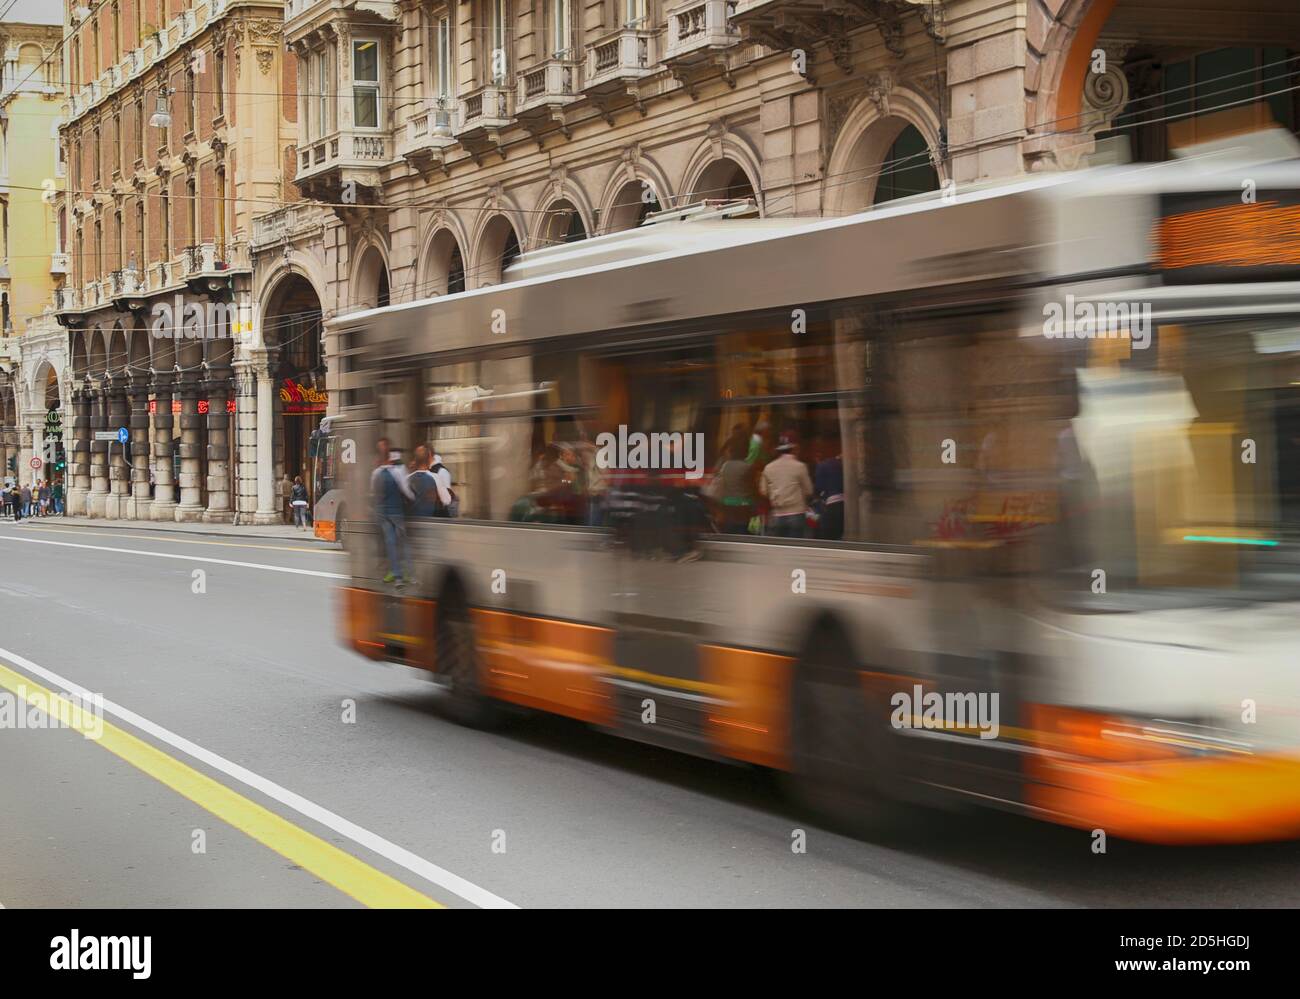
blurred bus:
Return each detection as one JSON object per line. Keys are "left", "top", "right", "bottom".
{"left": 329, "top": 137, "right": 1300, "bottom": 844}
{"left": 309, "top": 415, "right": 347, "bottom": 541}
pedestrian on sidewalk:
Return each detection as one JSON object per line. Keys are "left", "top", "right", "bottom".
{"left": 38, "top": 480, "right": 51, "bottom": 517}
{"left": 1, "top": 484, "right": 10, "bottom": 520}
{"left": 12, "top": 482, "right": 24, "bottom": 521}
{"left": 21, "top": 482, "right": 32, "bottom": 519}
{"left": 52, "top": 478, "right": 64, "bottom": 516}
{"left": 291, "top": 476, "right": 310, "bottom": 529}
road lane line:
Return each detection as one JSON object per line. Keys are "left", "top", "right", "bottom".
{"left": 7, "top": 524, "right": 343, "bottom": 555}
{"left": 0, "top": 645, "right": 519, "bottom": 909}
{"left": 0, "top": 661, "right": 440, "bottom": 910}
{"left": 0, "top": 533, "right": 348, "bottom": 579}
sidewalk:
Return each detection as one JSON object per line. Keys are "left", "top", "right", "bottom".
{"left": 4, "top": 514, "right": 336, "bottom": 544}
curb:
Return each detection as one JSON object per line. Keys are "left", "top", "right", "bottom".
{"left": 7, "top": 518, "right": 338, "bottom": 547}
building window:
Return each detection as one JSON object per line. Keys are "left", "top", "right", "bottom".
{"left": 186, "top": 176, "right": 197, "bottom": 244}
{"left": 216, "top": 166, "right": 226, "bottom": 251}
{"left": 489, "top": 0, "right": 508, "bottom": 84}
{"left": 135, "top": 200, "right": 144, "bottom": 270}
{"left": 95, "top": 219, "right": 103, "bottom": 278}
{"left": 113, "top": 3, "right": 121, "bottom": 62}
{"left": 314, "top": 49, "right": 328, "bottom": 137}
{"left": 93, "top": 127, "right": 101, "bottom": 181}
{"left": 137, "top": 94, "right": 145, "bottom": 163}
{"left": 115, "top": 208, "right": 123, "bottom": 270}
{"left": 215, "top": 47, "right": 225, "bottom": 119}
{"left": 624, "top": 0, "right": 646, "bottom": 27}
{"left": 186, "top": 67, "right": 197, "bottom": 135}
{"left": 552, "top": 0, "right": 571, "bottom": 58}
{"left": 352, "top": 40, "right": 380, "bottom": 128}
{"left": 160, "top": 188, "right": 170, "bottom": 260}
{"left": 432, "top": 13, "right": 453, "bottom": 100}
{"left": 92, "top": 19, "right": 100, "bottom": 76}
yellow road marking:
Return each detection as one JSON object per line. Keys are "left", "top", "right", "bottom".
{"left": 7, "top": 525, "right": 342, "bottom": 555}
{"left": 0, "top": 661, "right": 440, "bottom": 909}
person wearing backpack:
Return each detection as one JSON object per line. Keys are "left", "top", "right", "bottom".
{"left": 371, "top": 438, "right": 414, "bottom": 586}
{"left": 430, "top": 450, "right": 458, "bottom": 518}
{"left": 409, "top": 445, "right": 453, "bottom": 517}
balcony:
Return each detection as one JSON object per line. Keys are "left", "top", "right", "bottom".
{"left": 517, "top": 59, "right": 583, "bottom": 120}
{"left": 665, "top": 0, "right": 741, "bottom": 67}
{"left": 396, "top": 100, "right": 459, "bottom": 172}
{"left": 295, "top": 128, "right": 390, "bottom": 201}
{"left": 250, "top": 204, "right": 330, "bottom": 251}
{"left": 455, "top": 85, "right": 515, "bottom": 159}
{"left": 107, "top": 267, "right": 147, "bottom": 311}
{"left": 584, "top": 28, "right": 658, "bottom": 96}
{"left": 52, "top": 286, "right": 81, "bottom": 319}
{"left": 50, "top": 252, "right": 69, "bottom": 275}
{"left": 732, "top": 0, "right": 932, "bottom": 64}
{"left": 180, "top": 242, "right": 249, "bottom": 295}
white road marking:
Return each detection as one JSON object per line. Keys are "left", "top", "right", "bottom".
{"left": 0, "top": 644, "right": 518, "bottom": 910}
{"left": 0, "top": 533, "right": 348, "bottom": 579}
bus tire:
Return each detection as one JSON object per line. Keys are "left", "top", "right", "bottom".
{"left": 436, "top": 599, "right": 500, "bottom": 729}
{"left": 784, "top": 622, "right": 900, "bottom": 834}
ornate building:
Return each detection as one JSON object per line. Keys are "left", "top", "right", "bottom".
{"left": 48, "top": 0, "right": 296, "bottom": 522}
{"left": 0, "top": 7, "right": 66, "bottom": 489}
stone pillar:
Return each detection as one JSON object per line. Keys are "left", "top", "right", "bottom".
{"left": 67, "top": 387, "right": 92, "bottom": 515}
{"left": 87, "top": 381, "right": 110, "bottom": 518}
{"left": 125, "top": 376, "right": 152, "bottom": 520}
{"left": 150, "top": 372, "right": 177, "bottom": 520}
{"left": 232, "top": 360, "right": 256, "bottom": 523}
{"left": 103, "top": 377, "right": 129, "bottom": 520}
{"left": 252, "top": 349, "right": 280, "bottom": 524}
{"left": 174, "top": 371, "right": 205, "bottom": 521}
{"left": 18, "top": 415, "right": 38, "bottom": 489}
{"left": 202, "top": 365, "right": 233, "bottom": 523}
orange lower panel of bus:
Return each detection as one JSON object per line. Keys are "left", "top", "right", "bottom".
{"left": 315, "top": 520, "right": 337, "bottom": 542}
{"left": 1027, "top": 752, "right": 1300, "bottom": 844}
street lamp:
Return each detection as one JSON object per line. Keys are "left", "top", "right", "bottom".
{"left": 148, "top": 89, "right": 172, "bottom": 129}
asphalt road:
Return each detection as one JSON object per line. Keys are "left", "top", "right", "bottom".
{"left": 2, "top": 518, "right": 1298, "bottom": 908}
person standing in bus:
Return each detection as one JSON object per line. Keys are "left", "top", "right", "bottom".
{"left": 814, "top": 436, "right": 845, "bottom": 541}
{"left": 710, "top": 435, "right": 755, "bottom": 534}
{"left": 760, "top": 431, "right": 813, "bottom": 538}
{"left": 372, "top": 438, "right": 414, "bottom": 586}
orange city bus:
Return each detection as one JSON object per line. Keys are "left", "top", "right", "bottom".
{"left": 328, "top": 152, "right": 1300, "bottom": 843}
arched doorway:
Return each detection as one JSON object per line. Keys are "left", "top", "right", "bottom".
{"left": 536, "top": 199, "right": 588, "bottom": 247}
{"left": 354, "top": 245, "right": 391, "bottom": 310}
{"left": 604, "top": 178, "right": 661, "bottom": 233}
{"left": 689, "top": 157, "right": 758, "bottom": 204}
{"left": 873, "top": 124, "right": 941, "bottom": 204}
{"left": 263, "top": 274, "right": 325, "bottom": 521}
{"left": 474, "top": 214, "right": 522, "bottom": 287}
{"left": 423, "top": 228, "right": 467, "bottom": 297}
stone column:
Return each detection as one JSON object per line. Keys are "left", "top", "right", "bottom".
{"left": 67, "top": 387, "right": 92, "bottom": 515}
{"left": 174, "top": 371, "right": 205, "bottom": 521}
{"left": 252, "top": 349, "right": 280, "bottom": 524}
{"left": 18, "top": 415, "right": 38, "bottom": 490}
{"left": 232, "top": 359, "right": 256, "bottom": 523}
{"left": 87, "top": 380, "right": 110, "bottom": 518}
{"left": 125, "top": 376, "right": 152, "bottom": 520}
{"left": 202, "top": 365, "right": 233, "bottom": 523}
{"left": 103, "top": 376, "right": 129, "bottom": 520}
{"left": 150, "top": 371, "right": 177, "bottom": 520}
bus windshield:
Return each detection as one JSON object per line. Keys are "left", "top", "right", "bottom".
{"left": 1062, "top": 317, "right": 1300, "bottom": 606}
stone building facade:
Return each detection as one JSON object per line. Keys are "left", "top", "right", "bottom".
{"left": 48, "top": 0, "right": 297, "bottom": 522}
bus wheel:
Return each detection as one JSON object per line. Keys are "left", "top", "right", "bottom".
{"left": 436, "top": 602, "right": 499, "bottom": 728}
{"left": 785, "top": 625, "right": 896, "bottom": 833}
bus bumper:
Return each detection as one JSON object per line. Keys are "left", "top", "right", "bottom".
{"left": 1028, "top": 751, "right": 1300, "bottom": 844}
